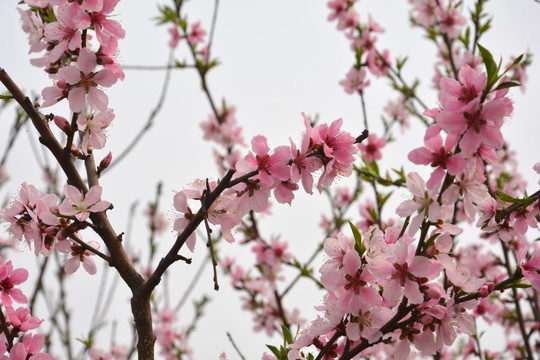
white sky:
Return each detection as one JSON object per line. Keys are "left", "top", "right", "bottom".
{"left": 1, "top": 0, "right": 540, "bottom": 359}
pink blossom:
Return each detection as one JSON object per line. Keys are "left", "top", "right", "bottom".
{"left": 441, "top": 163, "right": 488, "bottom": 223}
{"left": 436, "top": 96, "right": 512, "bottom": 157}
{"left": 327, "top": 0, "right": 347, "bottom": 22}
{"left": 200, "top": 106, "right": 245, "bottom": 148}
{"left": 345, "top": 303, "right": 393, "bottom": 343}
{"left": 368, "top": 240, "right": 434, "bottom": 304}
{"left": 89, "top": 348, "right": 113, "bottom": 360}
{"left": 174, "top": 180, "right": 241, "bottom": 244}
{"left": 5, "top": 333, "right": 54, "bottom": 360}
{"left": 0, "top": 260, "right": 28, "bottom": 306}
{"left": 439, "top": 65, "right": 486, "bottom": 111}
{"left": 5, "top": 306, "right": 43, "bottom": 334}
{"left": 396, "top": 172, "right": 441, "bottom": 236}
{"left": 173, "top": 190, "right": 197, "bottom": 252}
{"left": 436, "top": 5, "right": 467, "bottom": 39}
{"left": 436, "top": 298, "right": 477, "bottom": 347}
{"left": 56, "top": 239, "right": 101, "bottom": 275}
{"left": 336, "top": 7, "right": 358, "bottom": 31}
{"left": 44, "top": 48, "right": 118, "bottom": 112}
{"left": 77, "top": 109, "right": 114, "bottom": 155}
{"left": 408, "top": 132, "right": 466, "bottom": 189}
{"left": 518, "top": 250, "right": 540, "bottom": 291}
{"left": 409, "top": 0, "right": 439, "bottom": 27}
{"left": 168, "top": 26, "right": 181, "bottom": 48}
{"left": 88, "top": 0, "right": 126, "bottom": 46}
{"left": 236, "top": 135, "right": 291, "bottom": 189}
{"left": 17, "top": 8, "right": 47, "bottom": 54}
{"left": 534, "top": 162, "right": 540, "bottom": 185}
{"left": 312, "top": 118, "right": 358, "bottom": 192}
{"left": 357, "top": 133, "right": 386, "bottom": 162}
{"left": 339, "top": 67, "right": 370, "bottom": 94}
{"left": 59, "top": 184, "right": 111, "bottom": 221}
{"left": 188, "top": 21, "right": 206, "bottom": 44}
{"left": 383, "top": 96, "right": 410, "bottom": 132}
{"left": 288, "top": 114, "right": 323, "bottom": 194}
{"left": 366, "top": 48, "right": 391, "bottom": 77}
{"left": 43, "top": 4, "right": 84, "bottom": 63}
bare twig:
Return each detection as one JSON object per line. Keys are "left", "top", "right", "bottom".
{"left": 108, "top": 50, "right": 175, "bottom": 170}
{"left": 226, "top": 332, "right": 246, "bottom": 360}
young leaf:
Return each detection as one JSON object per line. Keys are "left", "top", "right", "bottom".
{"left": 349, "top": 221, "right": 365, "bottom": 257}
{"left": 266, "top": 345, "right": 281, "bottom": 358}
{"left": 477, "top": 43, "right": 497, "bottom": 86}
{"left": 282, "top": 325, "right": 293, "bottom": 345}
{"left": 493, "top": 81, "right": 520, "bottom": 91}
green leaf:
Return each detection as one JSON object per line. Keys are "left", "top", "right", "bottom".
{"left": 378, "top": 191, "right": 393, "bottom": 208}
{"left": 511, "top": 54, "right": 524, "bottom": 67}
{"left": 349, "top": 221, "right": 365, "bottom": 257}
{"left": 0, "top": 93, "right": 12, "bottom": 100}
{"left": 281, "top": 325, "right": 293, "bottom": 345}
{"left": 493, "top": 81, "right": 520, "bottom": 91}
{"left": 506, "top": 283, "right": 532, "bottom": 289}
{"left": 266, "top": 345, "right": 281, "bottom": 359}
{"left": 154, "top": 5, "right": 179, "bottom": 25}
{"left": 422, "top": 233, "right": 441, "bottom": 252}
{"left": 496, "top": 189, "right": 535, "bottom": 206}
{"left": 477, "top": 43, "right": 498, "bottom": 87}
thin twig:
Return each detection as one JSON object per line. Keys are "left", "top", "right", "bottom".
{"left": 226, "top": 332, "right": 246, "bottom": 360}
{"left": 29, "top": 256, "right": 50, "bottom": 313}
{"left": 122, "top": 64, "right": 195, "bottom": 70}
{"left": 68, "top": 233, "right": 111, "bottom": 263}
{"left": 108, "top": 50, "right": 175, "bottom": 170}
{"left": 202, "top": 178, "right": 219, "bottom": 291}
{"left": 174, "top": 256, "right": 210, "bottom": 312}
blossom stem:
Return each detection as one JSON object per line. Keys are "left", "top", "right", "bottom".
{"left": 201, "top": 179, "right": 220, "bottom": 291}
{"left": 0, "top": 306, "right": 13, "bottom": 351}
{"left": 315, "top": 329, "right": 342, "bottom": 360}
{"left": 69, "top": 234, "right": 111, "bottom": 263}
{"left": 360, "top": 92, "right": 369, "bottom": 130}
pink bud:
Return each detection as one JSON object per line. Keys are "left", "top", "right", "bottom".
{"left": 479, "top": 282, "right": 495, "bottom": 297}
{"left": 479, "top": 285, "right": 489, "bottom": 297}
{"left": 421, "top": 314, "right": 434, "bottom": 325}
{"left": 97, "top": 152, "right": 112, "bottom": 175}
{"left": 71, "top": 144, "right": 83, "bottom": 159}
{"left": 54, "top": 115, "right": 71, "bottom": 134}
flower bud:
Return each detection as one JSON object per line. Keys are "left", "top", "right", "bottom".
{"left": 97, "top": 152, "right": 112, "bottom": 175}
{"left": 54, "top": 115, "right": 71, "bottom": 135}
{"left": 71, "top": 144, "right": 83, "bottom": 159}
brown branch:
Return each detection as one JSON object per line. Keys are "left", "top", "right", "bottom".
{"left": 0, "top": 67, "right": 149, "bottom": 357}
{"left": 0, "top": 307, "right": 13, "bottom": 351}
{"left": 146, "top": 169, "right": 236, "bottom": 293}
{"left": 201, "top": 180, "right": 220, "bottom": 291}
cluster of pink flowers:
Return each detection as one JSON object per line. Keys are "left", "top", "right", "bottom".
{"left": 221, "top": 237, "right": 304, "bottom": 337}
{"left": 409, "top": 0, "right": 467, "bottom": 39}
{"left": 200, "top": 106, "right": 246, "bottom": 174}
{"left": 174, "top": 113, "right": 359, "bottom": 246}
{"left": 18, "top": 0, "right": 124, "bottom": 155}
{"left": 154, "top": 308, "right": 193, "bottom": 360}
{"left": 328, "top": 0, "right": 391, "bottom": 95}
{"left": 0, "top": 259, "right": 54, "bottom": 359}
{"left": 0, "top": 183, "right": 110, "bottom": 275}
{"left": 277, "top": 2, "right": 540, "bottom": 360}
